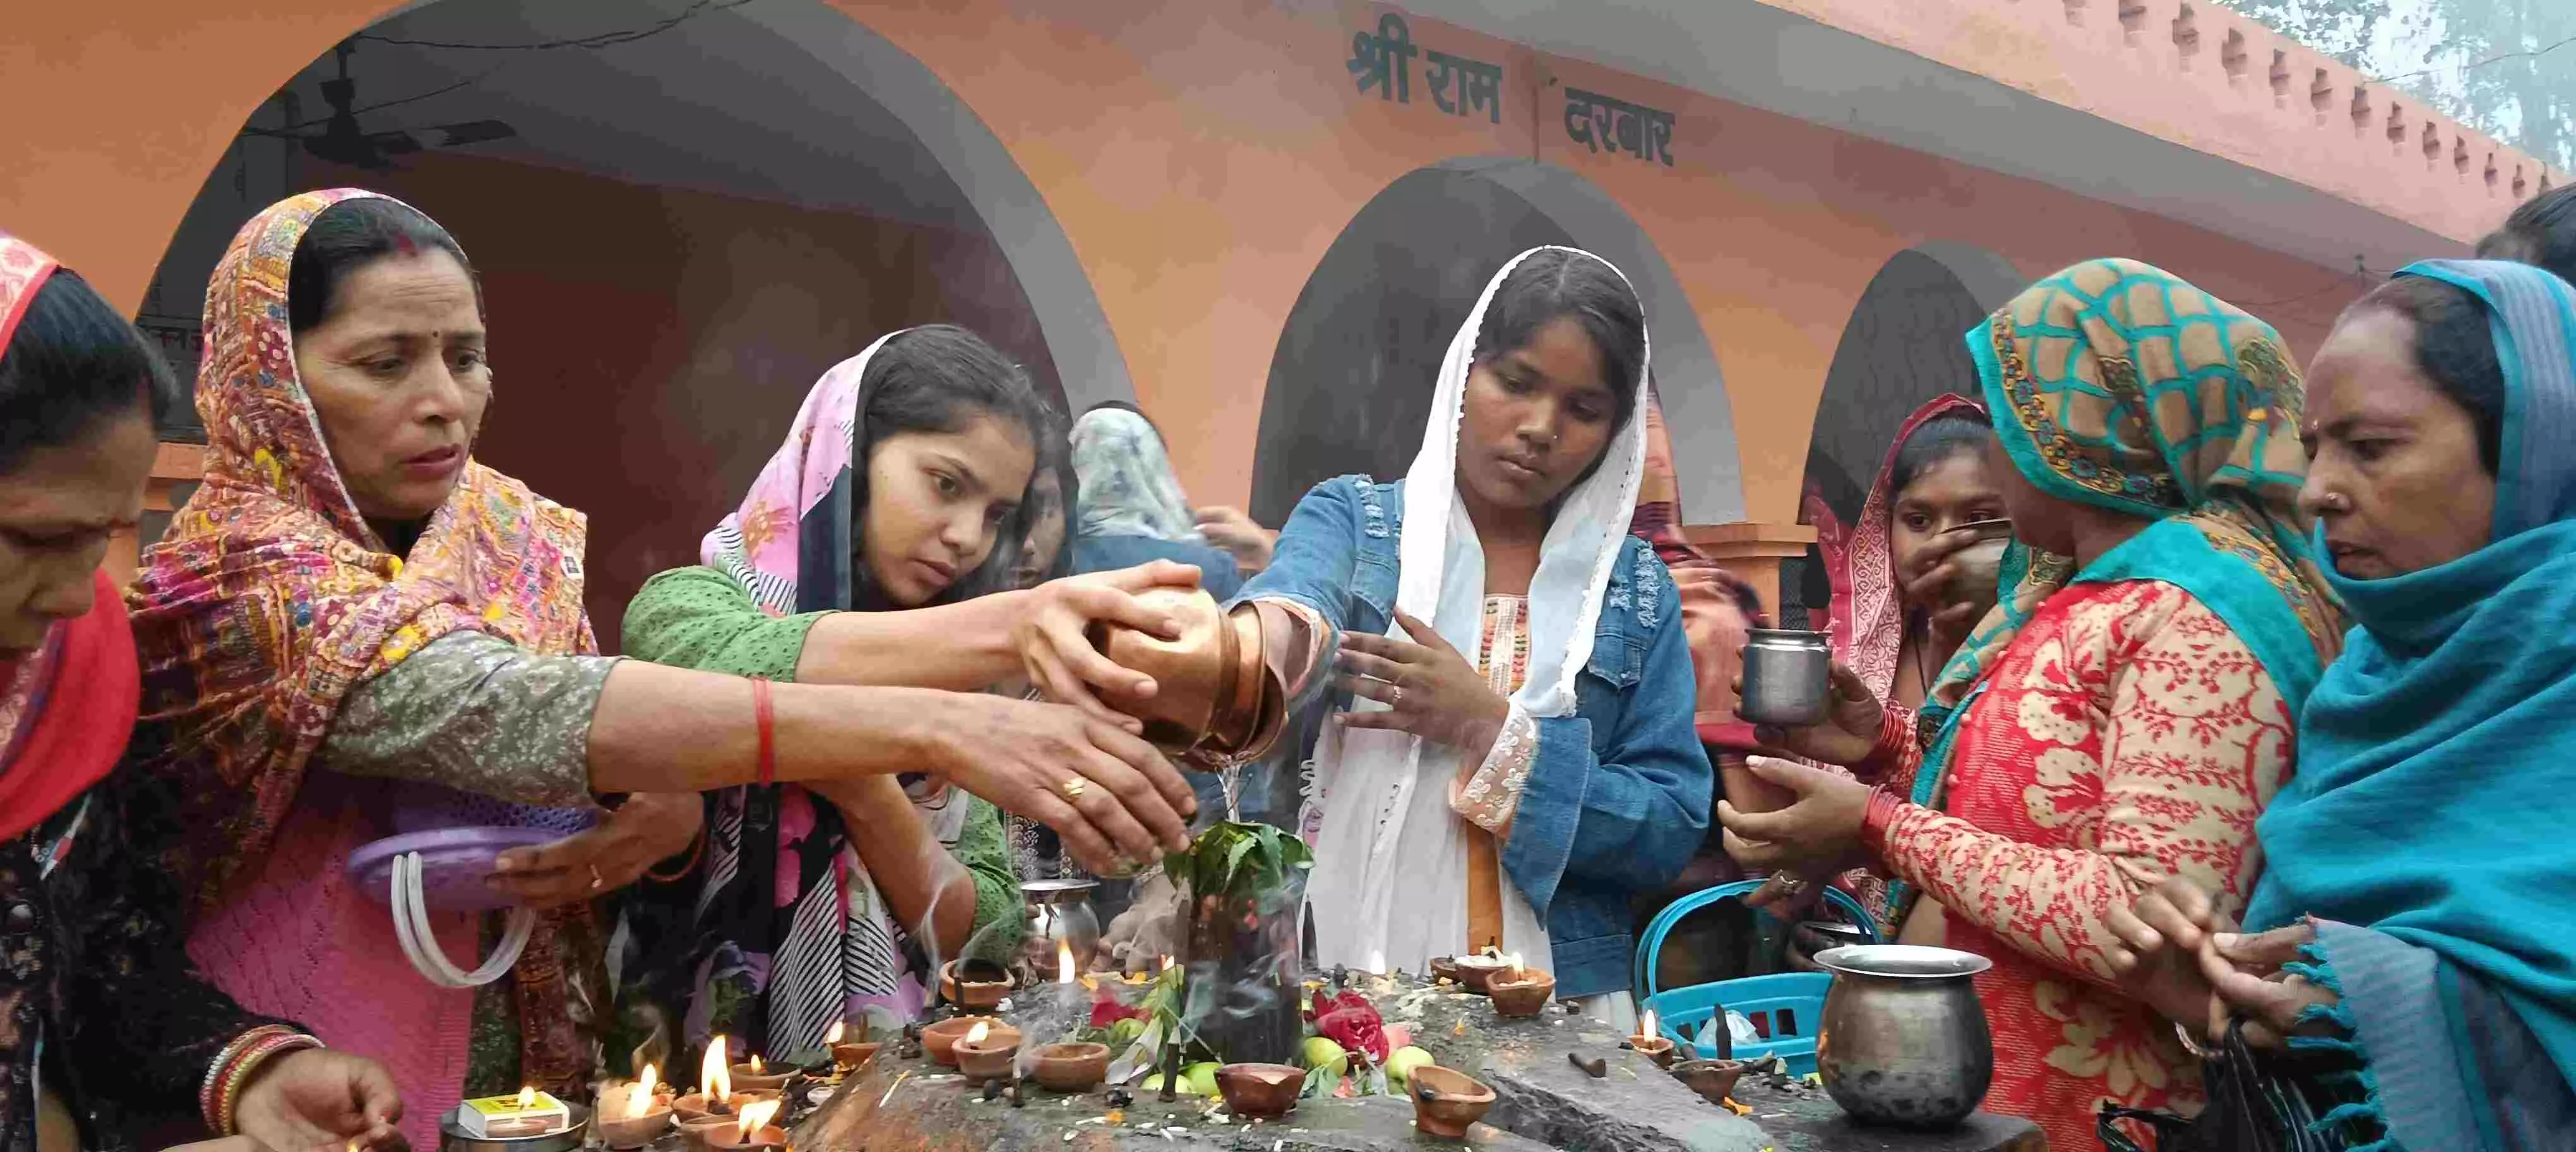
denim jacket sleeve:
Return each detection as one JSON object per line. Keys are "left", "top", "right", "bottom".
{"left": 1499, "top": 548, "right": 1714, "bottom": 920}
{"left": 1231, "top": 477, "right": 1372, "bottom": 633}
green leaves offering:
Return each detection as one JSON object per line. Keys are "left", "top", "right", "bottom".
{"left": 1166, "top": 820, "right": 1314, "bottom": 905}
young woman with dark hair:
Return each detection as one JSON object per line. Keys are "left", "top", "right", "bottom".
{"left": 619, "top": 324, "right": 1212, "bottom": 1057}
{"left": 1205, "top": 246, "right": 1711, "bottom": 1024}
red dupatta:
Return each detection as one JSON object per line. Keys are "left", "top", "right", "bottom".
{"left": 0, "top": 233, "right": 137, "bottom": 842}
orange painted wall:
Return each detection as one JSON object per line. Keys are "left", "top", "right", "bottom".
{"left": 5, "top": 0, "right": 2537, "bottom": 543}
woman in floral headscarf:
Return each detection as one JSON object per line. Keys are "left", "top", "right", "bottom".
{"left": 122, "top": 191, "right": 1197, "bottom": 1142}
{"left": 1719, "top": 259, "right": 2342, "bottom": 1145}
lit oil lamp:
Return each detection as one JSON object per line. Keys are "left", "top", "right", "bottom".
{"left": 701, "top": 1098, "right": 785, "bottom": 1151}
{"left": 1628, "top": 1007, "right": 1677, "bottom": 1067}
{"left": 1488, "top": 952, "right": 1557, "bottom": 1019}
{"left": 674, "top": 1036, "right": 777, "bottom": 1120}
{"left": 596, "top": 1064, "right": 674, "bottom": 1149}
{"left": 826, "top": 1019, "right": 879, "bottom": 1073}
{"left": 952, "top": 1019, "right": 1023, "bottom": 1086}
{"left": 731, "top": 1051, "right": 790, "bottom": 1092}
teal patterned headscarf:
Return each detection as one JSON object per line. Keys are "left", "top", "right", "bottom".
{"left": 1881, "top": 258, "right": 2344, "bottom": 925}
{"left": 1070, "top": 406, "right": 1203, "bottom": 543}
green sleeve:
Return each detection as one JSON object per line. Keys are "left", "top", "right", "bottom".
{"left": 957, "top": 796, "right": 1027, "bottom": 963}
{"left": 623, "top": 566, "right": 830, "bottom": 680}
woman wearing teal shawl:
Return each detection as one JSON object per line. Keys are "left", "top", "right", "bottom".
{"left": 1724, "top": 259, "right": 2344, "bottom": 1146}
{"left": 2113, "top": 260, "right": 2576, "bottom": 1149}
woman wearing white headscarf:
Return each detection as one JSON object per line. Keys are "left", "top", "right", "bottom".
{"left": 1232, "top": 248, "right": 1712, "bottom": 1022}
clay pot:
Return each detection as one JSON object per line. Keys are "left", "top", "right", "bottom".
{"left": 1407, "top": 1065, "right": 1495, "bottom": 1140}
{"left": 830, "top": 1041, "right": 881, "bottom": 1071}
{"left": 1213, "top": 1063, "right": 1305, "bottom": 1119}
{"left": 1669, "top": 1060, "right": 1751, "bottom": 1107}
{"left": 594, "top": 1108, "right": 671, "bottom": 1150}
{"left": 669, "top": 1091, "right": 776, "bottom": 1123}
{"left": 1629, "top": 1035, "right": 1678, "bottom": 1069}
{"left": 1488, "top": 971, "right": 1556, "bottom": 1018}
{"left": 954, "top": 1035, "right": 1022, "bottom": 1086}
{"left": 1031, "top": 1042, "right": 1111, "bottom": 1093}
{"left": 1089, "top": 591, "right": 1284, "bottom": 765}
{"left": 676, "top": 1114, "right": 739, "bottom": 1151}
{"left": 939, "top": 959, "right": 1015, "bottom": 1011}
{"left": 1449, "top": 957, "right": 1512, "bottom": 995}
{"left": 696, "top": 1122, "right": 787, "bottom": 1152}
{"left": 1428, "top": 957, "right": 1464, "bottom": 986}
{"left": 922, "top": 1017, "right": 1015, "bottom": 1067}
{"left": 729, "top": 1063, "right": 790, "bottom": 1092}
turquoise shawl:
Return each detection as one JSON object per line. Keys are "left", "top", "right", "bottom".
{"left": 2248, "top": 260, "right": 2576, "bottom": 1148}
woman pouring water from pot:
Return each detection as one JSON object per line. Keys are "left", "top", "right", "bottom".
{"left": 1714, "top": 260, "right": 2343, "bottom": 1147}
{"left": 1104, "top": 248, "right": 1712, "bottom": 1024}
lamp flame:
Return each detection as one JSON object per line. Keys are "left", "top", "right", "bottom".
{"left": 749, "top": 1055, "right": 764, "bottom": 1075}
{"left": 1367, "top": 950, "right": 1385, "bottom": 976}
{"left": 1639, "top": 1009, "right": 1659, "bottom": 1040}
{"left": 625, "top": 1065, "right": 657, "bottom": 1118}
{"left": 963, "top": 1020, "right": 992, "bottom": 1045}
{"left": 516, "top": 1086, "right": 536, "bottom": 1109}
{"left": 736, "top": 1098, "right": 780, "bottom": 1142}
{"left": 825, "top": 1021, "right": 845, "bottom": 1045}
{"left": 703, "top": 1038, "right": 731, "bottom": 1100}
{"left": 1503, "top": 952, "right": 1524, "bottom": 979}
{"left": 1058, "top": 941, "right": 1076, "bottom": 984}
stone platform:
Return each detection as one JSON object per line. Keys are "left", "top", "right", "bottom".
{"left": 785, "top": 976, "right": 2042, "bottom": 1152}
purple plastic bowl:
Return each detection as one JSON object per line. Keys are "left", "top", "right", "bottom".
{"left": 347, "top": 827, "right": 569, "bottom": 914}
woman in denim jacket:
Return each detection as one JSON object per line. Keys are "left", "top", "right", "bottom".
{"left": 1237, "top": 248, "right": 1711, "bottom": 1024}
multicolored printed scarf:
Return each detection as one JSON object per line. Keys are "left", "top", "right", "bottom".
{"left": 124, "top": 189, "right": 597, "bottom": 1082}
{"left": 1884, "top": 258, "right": 2342, "bottom": 924}
{"left": 0, "top": 232, "right": 138, "bottom": 843}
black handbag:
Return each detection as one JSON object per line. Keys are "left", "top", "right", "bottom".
{"left": 2097, "top": 1021, "right": 2346, "bottom": 1152}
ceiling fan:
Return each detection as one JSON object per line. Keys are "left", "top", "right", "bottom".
{"left": 253, "top": 42, "right": 518, "bottom": 171}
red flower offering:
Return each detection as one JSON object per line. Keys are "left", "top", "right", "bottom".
{"left": 1309, "top": 990, "right": 1388, "bottom": 1062}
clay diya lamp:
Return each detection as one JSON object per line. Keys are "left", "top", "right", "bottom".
{"left": 676, "top": 1114, "right": 739, "bottom": 1151}
{"left": 595, "top": 1106, "right": 672, "bottom": 1150}
{"left": 1407, "top": 1065, "right": 1496, "bottom": 1140}
{"left": 939, "top": 959, "right": 1015, "bottom": 1011}
{"left": 729, "top": 1059, "right": 791, "bottom": 1092}
{"left": 1214, "top": 1064, "right": 1305, "bottom": 1120}
{"left": 1031, "top": 1041, "right": 1111, "bottom": 1093}
{"left": 1450, "top": 954, "right": 1511, "bottom": 995}
{"left": 953, "top": 1031, "right": 1023, "bottom": 1087}
{"left": 1428, "top": 956, "right": 1464, "bottom": 986}
{"left": 830, "top": 1040, "right": 881, "bottom": 1071}
{"left": 1487, "top": 969, "right": 1557, "bottom": 1019}
{"left": 922, "top": 1016, "right": 1012, "bottom": 1067}
{"left": 695, "top": 1100, "right": 787, "bottom": 1152}
{"left": 1627, "top": 1035, "right": 1678, "bottom": 1069}
{"left": 1669, "top": 1059, "right": 1751, "bottom": 1107}
{"left": 669, "top": 1091, "right": 774, "bottom": 1122}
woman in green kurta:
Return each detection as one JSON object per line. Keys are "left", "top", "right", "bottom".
{"left": 619, "top": 326, "right": 1200, "bottom": 1060}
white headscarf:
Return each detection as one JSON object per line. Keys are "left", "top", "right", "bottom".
{"left": 1305, "top": 247, "right": 1651, "bottom": 974}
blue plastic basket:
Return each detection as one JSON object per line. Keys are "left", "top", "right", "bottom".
{"left": 1632, "top": 880, "right": 1880, "bottom": 1077}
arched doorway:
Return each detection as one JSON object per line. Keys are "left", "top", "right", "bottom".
{"left": 1779, "top": 244, "right": 2021, "bottom": 627}
{"left": 1248, "top": 157, "right": 1741, "bottom": 527}
{"left": 136, "top": 0, "right": 1124, "bottom": 644}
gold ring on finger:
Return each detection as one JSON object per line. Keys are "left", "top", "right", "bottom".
{"left": 1060, "top": 777, "right": 1088, "bottom": 801}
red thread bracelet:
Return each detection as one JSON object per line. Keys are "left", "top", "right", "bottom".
{"left": 751, "top": 676, "right": 775, "bottom": 786}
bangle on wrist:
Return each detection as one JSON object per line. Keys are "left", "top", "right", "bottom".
{"left": 206, "top": 1028, "right": 323, "bottom": 1136}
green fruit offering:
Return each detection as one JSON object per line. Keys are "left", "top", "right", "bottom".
{"left": 1107, "top": 1018, "right": 1145, "bottom": 1049}
{"left": 1183, "top": 1062, "right": 1223, "bottom": 1097}
{"left": 1385, "top": 1046, "right": 1434, "bottom": 1087}
{"left": 1300, "top": 1036, "right": 1349, "bottom": 1079}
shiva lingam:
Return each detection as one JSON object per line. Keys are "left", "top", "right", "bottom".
{"left": 1407, "top": 1065, "right": 1496, "bottom": 1140}
{"left": 593, "top": 1067, "right": 673, "bottom": 1149}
